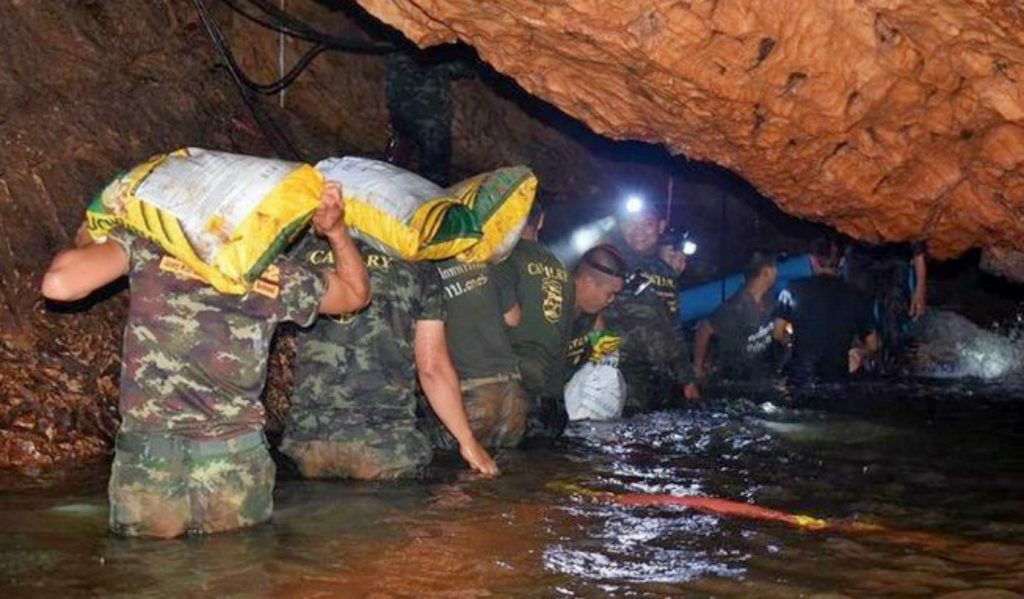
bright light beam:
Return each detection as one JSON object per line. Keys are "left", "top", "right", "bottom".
{"left": 625, "top": 195, "right": 645, "bottom": 214}
{"left": 572, "top": 228, "right": 602, "bottom": 253}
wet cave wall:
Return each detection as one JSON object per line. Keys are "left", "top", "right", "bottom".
{"left": 0, "top": 0, "right": 793, "bottom": 469}
{"left": 0, "top": 0, "right": 286, "bottom": 468}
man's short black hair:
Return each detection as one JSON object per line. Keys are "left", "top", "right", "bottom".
{"left": 575, "top": 244, "right": 628, "bottom": 280}
{"left": 744, "top": 251, "right": 777, "bottom": 281}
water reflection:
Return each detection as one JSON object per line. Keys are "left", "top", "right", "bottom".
{"left": 1, "top": 381, "right": 1022, "bottom": 596}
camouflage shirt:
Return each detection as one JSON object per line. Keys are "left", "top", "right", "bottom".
{"left": 287, "top": 237, "right": 445, "bottom": 440}
{"left": 619, "top": 245, "right": 681, "bottom": 318}
{"left": 112, "top": 232, "right": 324, "bottom": 440}
{"left": 493, "top": 240, "right": 574, "bottom": 399}
{"left": 603, "top": 242, "right": 693, "bottom": 409}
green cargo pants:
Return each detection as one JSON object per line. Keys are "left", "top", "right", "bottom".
{"left": 108, "top": 430, "right": 274, "bottom": 538}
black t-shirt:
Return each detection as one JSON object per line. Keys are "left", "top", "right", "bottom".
{"left": 709, "top": 288, "right": 776, "bottom": 379}
{"left": 774, "top": 275, "right": 874, "bottom": 383}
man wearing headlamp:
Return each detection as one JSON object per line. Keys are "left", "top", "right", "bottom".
{"left": 603, "top": 196, "right": 699, "bottom": 411}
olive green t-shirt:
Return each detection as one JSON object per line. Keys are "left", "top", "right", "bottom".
{"left": 436, "top": 259, "right": 519, "bottom": 380}
{"left": 493, "top": 240, "right": 574, "bottom": 398}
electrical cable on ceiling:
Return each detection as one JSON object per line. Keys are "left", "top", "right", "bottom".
{"left": 219, "top": 0, "right": 393, "bottom": 54}
{"left": 191, "top": 0, "right": 302, "bottom": 159}
{"left": 278, "top": 0, "right": 286, "bottom": 109}
{"left": 191, "top": 0, "right": 396, "bottom": 158}
{"left": 197, "top": 0, "right": 328, "bottom": 96}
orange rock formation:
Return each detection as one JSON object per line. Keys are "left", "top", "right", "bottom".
{"left": 354, "top": 0, "right": 1024, "bottom": 260}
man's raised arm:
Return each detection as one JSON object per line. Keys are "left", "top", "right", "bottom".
{"left": 313, "top": 183, "right": 371, "bottom": 315}
{"left": 41, "top": 240, "right": 130, "bottom": 302}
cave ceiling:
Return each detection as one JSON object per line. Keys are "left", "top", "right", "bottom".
{"left": 353, "top": 0, "right": 1024, "bottom": 260}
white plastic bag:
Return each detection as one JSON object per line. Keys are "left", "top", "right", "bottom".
{"left": 565, "top": 353, "right": 626, "bottom": 421}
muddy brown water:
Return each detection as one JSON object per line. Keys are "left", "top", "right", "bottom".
{"left": 1, "top": 381, "right": 1022, "bottom": 597}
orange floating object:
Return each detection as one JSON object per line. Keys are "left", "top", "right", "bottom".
{"left": 549, "top": 481, "right": 958, "bottom": 551}
{"left": 614, "top": 492, "right": 828, "bottom": 530}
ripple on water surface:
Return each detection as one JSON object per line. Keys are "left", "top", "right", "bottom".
{"left": 0, "top": 381, "right": 1022, "bottom": 596}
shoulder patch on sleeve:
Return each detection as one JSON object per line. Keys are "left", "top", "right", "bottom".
{"left": 252, "top": 279, "right": 281, "bottom": 299}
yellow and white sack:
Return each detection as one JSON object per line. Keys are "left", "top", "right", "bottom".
{"left": 448, "top": 165, "right": 537, "bottom": 264}
{"left": 86, "top": 147, "right": 322, "bottom": 294}
{"left": 315, "top": 157, "right": 482, "bottom": 261}
{"left": 564, "top": 332, "right": 626, "bottom": 421}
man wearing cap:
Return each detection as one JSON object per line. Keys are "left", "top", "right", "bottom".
{"left": 604, "top": 198, "right": 698, "bottom": 412}
{"left": 692, "top": 253, "right": 779, "bottom": 387}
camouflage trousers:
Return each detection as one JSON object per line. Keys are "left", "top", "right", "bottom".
{"left": 620, "top": 362, "right": 678, "bottom": 414}
{"left": 518, "top": 359, "right": 568, "bottom": 442}
{"left": 463, "top": 378, "right": 528, "bottom": 448}
{"left": 522, "top": 393, "right": 568, "bottom": 443}
{"left": 419, "top": 377, "right": 528, "bottom": 450}
{"left": 279, "top": 423, "right": 433, "bottom": 481}
{"left": 108, "top": 430, "right": 274, "bottom": 538}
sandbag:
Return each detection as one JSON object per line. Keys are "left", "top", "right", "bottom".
{"left": 315, "top": 157, "right": 481, "bottom": 261}
{"left": 565, "top": 332, "right": 626, "bottom": 421}
{"left": 86, "top": 147, "right": 322, "bottom": 294}
{"left": 448, "top": 166, "right": 537, "bottom": 264}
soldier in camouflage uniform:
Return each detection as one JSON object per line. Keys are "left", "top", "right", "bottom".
{"left": 282, "top": 236, "right": 498, "bottom": 480}
{"left": 41, "top": 184, "right": 370, "bottom": 538}
{"left": 385, "top": 50, "right": 474, "bottom": 186}
{"left": 604, "top": 200, "right": 697, "bottom": 412}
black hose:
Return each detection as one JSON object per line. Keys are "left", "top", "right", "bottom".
{"left": 229, "top": 0, "right": 393, "bottom": 54}
{"left": 197, "top": 0, "right": 329, "bottom": 95}
{"left": 191, "top": 0, "right": 302, "bottom": 159}
{"left": 219, "top": 0, "right": 323, "bottom": 45}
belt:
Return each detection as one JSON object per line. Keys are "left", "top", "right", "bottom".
{"left": 116, "top": 430, "right": 266, "bottom": 458}
{"left": 460, "top": 371, "right": 521, "bottom": 392}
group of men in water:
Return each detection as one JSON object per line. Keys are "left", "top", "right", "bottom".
{"left": 41, "top": 179, "right": 925, "bottom": 539}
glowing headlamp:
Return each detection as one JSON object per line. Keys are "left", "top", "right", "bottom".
{"left": 624, "top": 195, "right": 645, "bottom": 214}
{"left": 664, "top": 230, "right": 698, "bottom": 256}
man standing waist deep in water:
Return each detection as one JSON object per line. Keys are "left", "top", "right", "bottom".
{"left": 41, "top": 184, "right": 370, "bottom": 538}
